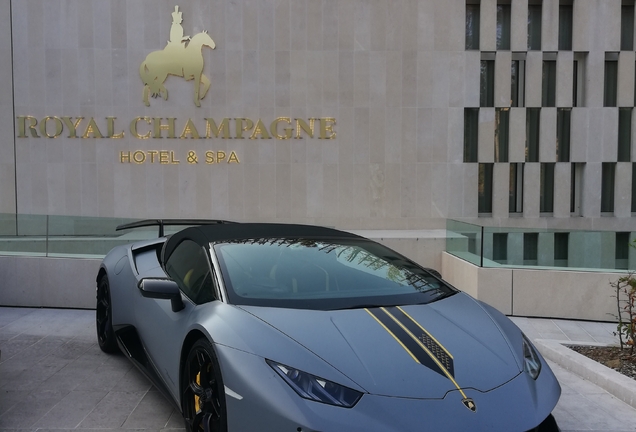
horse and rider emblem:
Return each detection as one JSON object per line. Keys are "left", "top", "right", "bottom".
{"left": 139, "top": 6, "right": 215, "bottom": 107}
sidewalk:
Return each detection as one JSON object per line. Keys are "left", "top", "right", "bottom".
{"left": 1, "top": 307, "right": 635, "bottom": 431}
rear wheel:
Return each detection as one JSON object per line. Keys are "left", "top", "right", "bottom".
{"left": 182, "top": 338, "right": 228, "bottom": 432}
{"left": 96, "top": 275, "right": 118, "bottom": 353}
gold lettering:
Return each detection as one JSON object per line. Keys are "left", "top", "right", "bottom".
{"left": 133, "top": 151, "right": 146, "bottom": 164}
{"left": 17, "top": 116, "right": 39, "bottom": 138}
{"left": 159, "top": 151, "right": 169, "bottom": 164}
{"left": 249, "top": 119, "right": 271, "bottom": 139}
{"left": 130, "top": 117, "right": 152, "bottom": 139}
{"left": 319, "top": 117, "right": 336, "bottom": 139}
{"left": 205, "top": 118, "right": 231, "bottom": 139}
{"left": 217, "top": 151, "right": 226, "bottom": 163}
{"left": 153, "top": 118, "right": 176, "bottom": 138}
{"left": 82, "top": 118, "right": 104, "bottom": 139}
{"left": 235, "top": 118, "right": 254, "bottom": 139}
{"left": 120, "top": 151, "right": 131, "bottom": 163}
{"left": 106, "top": 117, "right": 124, "bottom": 139}
{"left": 206, "top": 151, "right": 215, "bottom": 164}
{"left": 170, "top": 151, "right": 180, "bottom": 164}
{"left": 271, "top": 117, "right": 292, "bottom": 139}
{"left": 148, "top": 150, "right": 158, "bottom": 163}
{"left": 180, "top": 118, "right": 201, "bottom": 139}
{"left": 61, "top": 117, "right": 84, "bottom": 138}
{"left": 228, "top": 151, "right": 240, "bottom": 163}
{"left": 295, "top": 118, "right": 315, "bottom": 139}
{"left": 39, "top": 116, "right": 64, "bottom": 138}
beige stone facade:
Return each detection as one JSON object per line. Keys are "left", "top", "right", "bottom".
{"left": 1, "top": 0, "right": 635, "bottom": 232}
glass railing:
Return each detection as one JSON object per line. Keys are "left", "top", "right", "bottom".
{"left": 446, "top": 219, "right": 635, "bottom": 272}
{"left": 0, "top": 214, "right": 150, "bottom": 258}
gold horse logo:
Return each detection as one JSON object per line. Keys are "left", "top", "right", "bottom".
{"left": 140, "top": 6, "right": 216, "bottom": 107}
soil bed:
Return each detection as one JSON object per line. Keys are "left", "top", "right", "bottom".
{"left": 568, "top": 345, "right": 636, "bottom": 381}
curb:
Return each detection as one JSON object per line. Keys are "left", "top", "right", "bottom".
{"left": 535, "top": 339, "right": 636, "bottom": 410}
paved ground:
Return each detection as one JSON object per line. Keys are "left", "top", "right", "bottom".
{"left": 0, "top": 307, "right": 635, "bottom": 431}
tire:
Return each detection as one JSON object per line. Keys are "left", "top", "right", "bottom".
{"left": 182, "top": 338, "right": 228, "bottom": 432}
{"left": 96, "top": 274, "right": 118, "bottom": 353}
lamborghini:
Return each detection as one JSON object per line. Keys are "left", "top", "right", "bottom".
{"left": 96, "top": 220, "right": 561, "bottom": 431}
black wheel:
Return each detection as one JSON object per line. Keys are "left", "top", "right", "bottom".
{"left": 182, "top": 338, "right": 228, "bottom": 432}
{"left": 96, "top": 275, "right": 118, "bottom": 353}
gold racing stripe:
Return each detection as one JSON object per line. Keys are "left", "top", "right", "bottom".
{"left": 396, "top": 306, "right": 454, "bottom": 360}
{"left": 380, "top": 307, "right": 469, "bottom": 401}
{"left": 364, "top": 308, "right": 421, "bottom": 364}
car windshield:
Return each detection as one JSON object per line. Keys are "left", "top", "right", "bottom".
{"left": 213, "top": 237, "right": 456, "bottom": 310}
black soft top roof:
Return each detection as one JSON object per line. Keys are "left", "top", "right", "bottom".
{"left": 163, "top": 223, "right": 364, "bottom": 261}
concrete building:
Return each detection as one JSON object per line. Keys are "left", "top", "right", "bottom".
{"left": 1, "top": 0, "right": 635, "bottom": 318}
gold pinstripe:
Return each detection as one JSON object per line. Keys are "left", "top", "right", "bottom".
{"left": 380, "top": 307, "right": 469, "bottom": 401}
{"left": 364, "top": 308, "right": 421, "bottom": 364}
{"left": 396, "top": 306, "right": 454, "bottom": 359}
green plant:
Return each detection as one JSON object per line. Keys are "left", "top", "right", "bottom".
{"left": 611, "top": 271, "right": 636, "bottom": 355}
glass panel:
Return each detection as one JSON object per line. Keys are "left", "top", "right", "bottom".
{"left": 557, "top": 108, "right": 571, "bottom": 162}
{"left": 495, "top": 108, "right": 509, "bottom": 162}
{"left": 604, "top": 59, "right": 618, "bottom": 107}
{"left": 509, "top": 163, "right": 524, "bottom": 213}
{"left": 523, "top": 233, "right": 539, "bottom": 265}
{"left": 464, "top": 108, "right": 479, "bottom": 162}
{"left": 479, "top": 163, "right": 494, "bottom": 213}
{"left": 493, "top": 233, "right": 508, "bottom": 262}
{"left": 528, "top": 5, "right": 542, "bottom": 50}
{"left": 616, "top": 232, "right": 630, "bottom": 270}
{"left": 446, "top": 219, "right": 483, "bottom": 266}
{"left": 480, "top": 60, "right": 495, "bottom": 107}
{"left": 526, "top": 108, "right": 540, "bottom": 162}
{"left": 466, "top": 4, "right": 481, "bottom": 50}
{"left": 542, "top": 60, "right": 556, "bottom": 107}
{"left": 601, "top": 162, "right": 616, "bottom": 213}
{"left": 554, "top": 232, "right": 569, "bottom": 263}
{"left": 559, "top": 5, "right": 573, "bottom": 50}
{"left": 618, "top": 108, "right": 632, "bottom": 162}
{"left": 497, "top": 4, "right": 511, "bottom": 50}
{"left": 633, "top": 162, "right": 636, "bottom": 212}
{"left": 540, "top": 163, "right": 555, "bottom": 213}
{"left": 622, "top": 5, "right": 635, "bottom": 51}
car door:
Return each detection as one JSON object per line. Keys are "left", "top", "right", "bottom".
{"left": 134, "top": 238, "right": 215, "bottom": 400}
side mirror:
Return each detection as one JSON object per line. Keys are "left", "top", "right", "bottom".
{"left": 138, "top": 278, "right": 185, "bottom": 312}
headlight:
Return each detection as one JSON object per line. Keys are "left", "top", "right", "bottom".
{"left": 522, "top": 334, "right": 542, "bottom": 380}
{"left": 266, "top": 359, "right": 362, "bottom": 408}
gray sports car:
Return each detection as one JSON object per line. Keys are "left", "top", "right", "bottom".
{"left": 96, "top": 220, "right": 561, "bottom": 431}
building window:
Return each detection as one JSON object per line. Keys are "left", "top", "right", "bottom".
{"left": 619, "top": 108, "right": 632, "bottom": 162}
{"left": 479, "top": 163, "right": 494, "bottom": 213}
{"left": 557, "top": 108, "right": 571, "bottom": 162}
{"left": 511, "top": 53, "right": 526, "bottom": 107}
{"left": 464, "top": 108, "right": 479, "bottom": 162}
{"left": 528, "top": 4, "right": 542, "bottom": 50}
{"left": 601, "top": 162, "right": 616, "bottom": 213}
{"left": 495, "top": 108, "right": 509, "bottom": 162}
{"left": 558, "top": 4, "right": 573, "bottom": 50}
{"left": 573, "top": 52, "right": 587, "bottom": 107}
{"left": 571, "top": 163, "right": 583, "bottom": 215}
{"left": 480, "top": 53, "right": 495, "bottom": 107}
{"left": 554, "top": 232, "right": 569, "bottom": 266}
{"left": 497, "top": 4, "right": 511, "bottom": 50}
{"left": 466, "top": 2, "right": 481, "bottom": 50}
{"left": 524, "top": 233, "right": 539, "bottom": 265}
{"left": 542, "top": 53, "right": 557, "bottom": 107}
{"left": 616, "top": 232, "right": 630, "bottom": 270}
{"left": 540, "top": 163, "right": 555, "bottom": 213}
{"left": 604, "top": 53, "right": 619, "bottom": 107}
{"left": 493, "top": 233, "right": 508, "bottom": 262}
{"left": 622, "top": 4, "right": 635, "bottom": 51}
{"left": 509, "top": 163, "right": 524, "bottom": 213}
{"left": 526, "top": 108, "right": 540, "bottom": 162}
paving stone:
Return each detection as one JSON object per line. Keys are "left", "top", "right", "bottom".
{"left": 31, "top": 390, "right": 108, "bottom": 429}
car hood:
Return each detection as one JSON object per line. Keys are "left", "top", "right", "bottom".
{"left": 238, "top": 293, "right": 522, "bottom": 399}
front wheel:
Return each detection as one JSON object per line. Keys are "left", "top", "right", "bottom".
{"left": 96, "top": 275, "right": 118, "bottom": 353}
{"left": 182, "top": 338, "right": 228, "bottom": 432}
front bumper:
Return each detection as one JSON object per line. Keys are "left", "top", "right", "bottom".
{"left": 215, "top": 344, "right": 561, "bottom": 432}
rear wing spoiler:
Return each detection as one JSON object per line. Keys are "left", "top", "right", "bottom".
{"left": 116, "top": 219, "right": 237, "bottom": 237}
